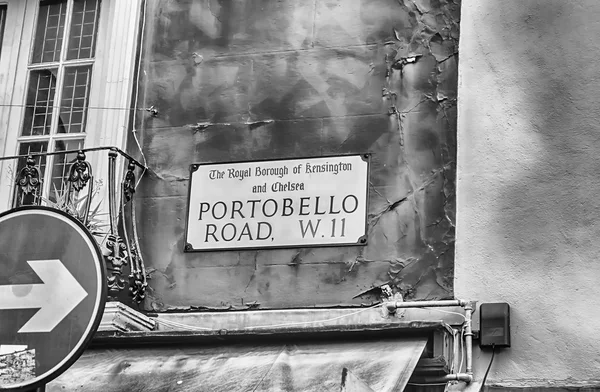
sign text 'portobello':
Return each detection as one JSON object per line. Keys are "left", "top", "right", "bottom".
{"left": 185, "top": 155, "right": 370, "bottom": 251}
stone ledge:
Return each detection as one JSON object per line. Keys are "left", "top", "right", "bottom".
{"left": 486, "top": 379, "right": 600, "bottom": 392}
{"left": 98, "top": 301, "right": 156, "bottom": 333}
{"left": 487, "top": 387, "right": 600, "bottom": 392}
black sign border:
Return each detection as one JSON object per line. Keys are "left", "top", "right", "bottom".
{"left": 184, "top": 153, "right": 371, "bottom": 252}
{"left": 0, "top": 206, "right": 107, "bottom": 392}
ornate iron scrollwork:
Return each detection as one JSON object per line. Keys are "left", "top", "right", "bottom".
{"left": 68, "top": 150, "right": 93, "bottom": 192}
{"left": 16, "top": 155, "right": 42, "bottom": 205}
{"left": 105, "top": 233, "right": 128, "bottom": 294}
{"left": 104, "top": 151, "right": 149, "bottom": 303}
{"left": 123, "top": 160, "right": 136, "bottom": 203}
{"left": 128, "top": 197, "right": 148, "bottom": 303}
{"left": 105, "top": 150, "right": 127, "bottom": 298}
{"left": 128, "top": 243, "right": 148, "bottom": 303}
{"left": 122, "top": 159, "right": 148, "bottom": 303}
{"left": 65, "top": 150, "right": 94, "bottom": 225}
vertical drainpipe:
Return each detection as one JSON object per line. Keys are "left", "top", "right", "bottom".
{"left": 464, "top": 301, "right": 474, "bottom": 378}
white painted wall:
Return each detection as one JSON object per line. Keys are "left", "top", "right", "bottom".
{"left": 456, "top": 0, "right": 600, "bottom": 389}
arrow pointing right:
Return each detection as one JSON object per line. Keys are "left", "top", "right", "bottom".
{"left": 0, "top": 259, "right": 88, "bottom": 333}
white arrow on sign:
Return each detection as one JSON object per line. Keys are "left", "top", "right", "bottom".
{"left": 0, "top": 259, "right": 88, "bottom": 333}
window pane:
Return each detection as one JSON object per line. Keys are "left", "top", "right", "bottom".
{"left": 22, "top": 69, "right": 58, "bottom": 136}
{"left": 67, "top": 0, "right": 101, "bottom": 60}
{"left": 32, "top": 0, "right": 68, "bottom": 64}
{"left": 13, "top": 142, "right": 49, "bottom": 207}
{"left": 50, "top": 139, "right": 84, "bottom": 202}
{"left": 58, "top": 65, "right": 92, "bottom": 134}
{"left": 0, "top": 5, "right": 7, "bottom": 59}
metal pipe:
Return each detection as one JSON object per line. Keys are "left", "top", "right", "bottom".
{"left": 384, "top": 299, "right": 468, "bottom": 312}
{"left": 464, "top": 301, "right": 474, "bottom": 376}
{"left": 412, "top": 373, "right": 473, "bottom": 384}
{"left": 0, "top": 146, "right": 146, "bottom": 169}
{"left": 383, "top": 299, "right": 474, "bottom": 384}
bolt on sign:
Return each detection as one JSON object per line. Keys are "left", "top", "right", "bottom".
{"left": 185, "top": 154, "right": 370, "bottom": 251}
{"left": 0, "top": 207, "right": 106, "bottom": 391}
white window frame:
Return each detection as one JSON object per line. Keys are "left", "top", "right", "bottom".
{"left": 0, "top": 0, "right": 143, "bottom": 212}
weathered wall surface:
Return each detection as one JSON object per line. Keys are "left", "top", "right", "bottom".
{"left": 456, "top": 0, "right": 600, "bottom": 389}
{"left": 132, "top": 0, "right": 460, "bottom": 311}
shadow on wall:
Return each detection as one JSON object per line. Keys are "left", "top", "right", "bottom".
{"left": 461, "top": 0, "right": 600, "bottom": 381}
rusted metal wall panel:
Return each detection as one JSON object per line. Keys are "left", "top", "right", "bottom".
{"left": 131, "top": 0, "right": 460, "bottom": 311}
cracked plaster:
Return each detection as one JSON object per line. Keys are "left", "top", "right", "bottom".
{"left": 129, "top": 0, "right": 460, "bottom": 311}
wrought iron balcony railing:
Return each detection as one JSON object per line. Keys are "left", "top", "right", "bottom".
{"left": 0, "top": 147, "right": 148, "bottom": 304}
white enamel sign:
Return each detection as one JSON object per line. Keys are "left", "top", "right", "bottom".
{"left": 185, "top": 155, "right": 370, "bottom": 251}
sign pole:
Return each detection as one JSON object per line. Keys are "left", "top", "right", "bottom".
{"left": 23, "top": 386, "right": 45, "bottom": 392}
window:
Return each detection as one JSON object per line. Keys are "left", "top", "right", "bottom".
{"left": 14, "top": 0, "right": 101, "bottom": 206}
{"left": 0, "top": 0, "right": 143, "bottom": 212}
{"left": 0, "top": 5, "right": 6, "bottom": 58}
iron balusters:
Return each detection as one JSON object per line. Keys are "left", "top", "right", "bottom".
{"left": 7, "top": 147, "right": 148, "bottom": 304}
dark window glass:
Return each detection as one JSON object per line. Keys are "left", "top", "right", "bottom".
{"left": 0, "top": 5, "right": 7, "bottom": 59}
{"left": 58, "top": 65, "right": 92, "bottom": 133}
{"left": 32, "top": 0, "right": 68, "bottom": 63}
{"left": 50, "top": 139, "right": 84, "bottom": 201}
{"left": 22, "top": 69, "right": 58, "bottom": 136}
{"left": 67, "top": 0, "right": 101, "bottom": 60}
{"left": 13, "top": 142, "right": 49, "bottom": 207}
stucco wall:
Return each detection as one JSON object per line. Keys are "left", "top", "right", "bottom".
{"left": 456, "top": 0, "right": 600, "bottom": 389}
{"left": 132, "top": 0, "right": 460, "bottom": 311}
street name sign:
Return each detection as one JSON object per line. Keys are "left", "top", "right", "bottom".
{"left": 0, "top": 207, "right": 106, "bottom": 391}
{"left": 185, "top": 154, "right": 370, "bottom": 251}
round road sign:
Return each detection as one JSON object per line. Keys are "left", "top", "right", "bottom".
{"left": 0, "top": 207, "right": 106, "bottom": 391}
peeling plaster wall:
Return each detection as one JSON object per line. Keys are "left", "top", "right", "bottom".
{"left": 456, "top": 0, "right": 600, "bottom": 390}
{"left": 132, "top": 0, "right": 460, "bottom": 311}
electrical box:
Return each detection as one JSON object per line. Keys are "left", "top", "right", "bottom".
{"left": 479, "top": 303, "right": 511, "bottom": 348}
